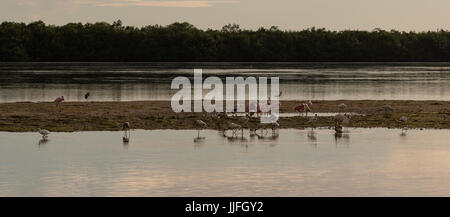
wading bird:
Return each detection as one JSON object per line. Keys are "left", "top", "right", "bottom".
{"left": 334, "top": 113, "right": 352, "bottom": 132}
{"left": 54, "top": 96, "right": 64, "bottom": 107}
{"left": 37, "top": 128, "right": 50, "bottom": 138}
{"left": 257, "top": 113, "right": 280, "bottom": 136}
{"left": 194, "top": 120, "right": 208, "bottom": 138}
{"left": 334, "top": 113, "right": 351, "bottom": 124}
{"left": 334, "top": 124, "right": 343, "bottom": 134}
{"left": 308, "top": 114, "right": 318, "bottom": 129}
{"left": 84, "top": 92, "right": 90, "bottom": 100}
{"left": 227, "top": 122, "right": 242, "bottom": 136}
{"left": 238, "top": 114, "right": 251, "bottom": 133}
{"left": 294, "top": 100, "right": 312, "bottom": 116}
{"left": 122, "top": 122, "right": 131, "bottom": 142}
{"left": 399, "top": 116, "right": 408, "bottom": 133}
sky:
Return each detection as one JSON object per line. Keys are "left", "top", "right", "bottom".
{"left": 0, "top": 0, "right": 449, "bottom": 31}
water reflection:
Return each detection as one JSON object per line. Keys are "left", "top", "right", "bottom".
{"left": 334, "top": 131, "right": 351, "bottom": 148}
{"left": 307, "top": 130, "right": 318, "bottom": 148}
{"left": 1, "top": 63, "right": 449, "bottom": 102}
{"left": 1, "top": 128, "right": 450, "bottom": 196}
{"left": 37, "top": 138, "right": 49, "bottom": 146}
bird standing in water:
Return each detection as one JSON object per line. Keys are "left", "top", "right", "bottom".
{"left": 194, "top": 120, "right": 208, "bottom": 138}
{"left": 37, "top": 128, "right": 50, "bottom": 138}
{"left": 228, "top": 122, "right": 242, "bottom": 136}
{"left": 122, "top": 122, "right": 131, "bottom": 142}
{"left": 308, "top": 114, "right": 318, "bottom": 129}
{"left": 399, "top": 116, "right": 408, "bottom": 133}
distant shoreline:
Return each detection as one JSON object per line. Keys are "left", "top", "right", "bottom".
{"left": 1, "top": 21, "right": 449, "bottom": 62}
{"left": 1, "top": 100, "right": 448, "bottom": 132}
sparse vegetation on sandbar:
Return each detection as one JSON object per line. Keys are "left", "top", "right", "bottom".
{"left": 0, "top": 100, "right": 448, "bottom": 132}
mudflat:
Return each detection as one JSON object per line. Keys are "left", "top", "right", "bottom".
{"left": 0, "top": 100, "right": 449, "bottom": 132}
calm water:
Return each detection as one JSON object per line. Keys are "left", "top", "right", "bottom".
{"left": 1, "top": 128, "right": 449, "bottom": 196}
{"left": 0, "top": 62, "right": 449, "bottom": 102}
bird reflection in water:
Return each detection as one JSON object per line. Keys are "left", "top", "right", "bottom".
{"left": 400, "top": 129, "right": 407, "bottom": 137}
{"left": 334, "top": 131, "right": 350, "bottom": 148}
{"left": 194, "top": 136, "right": 206, "bottom": 143}
{"left": 38, "top": 138, "right": 49, "bottom": 146}
{"left": 254, "top": 130, "right": 279, "bottom": 142}
{"left": 193, "top": 137, "right": 206, "bottom": 149}
{"left": 307, "top": 129, "right": 318, "bottom": 148}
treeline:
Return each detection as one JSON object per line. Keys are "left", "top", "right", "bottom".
{"left": 0, "top": 20, "right": 449, "bottom": 62}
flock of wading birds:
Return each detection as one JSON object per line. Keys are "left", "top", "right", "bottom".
{"left": 36, "top": 92, "right": 409, "bottom": 143}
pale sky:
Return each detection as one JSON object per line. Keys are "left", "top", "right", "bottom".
{"left": 1, "top": 0, "right": 449, "bottom": 31}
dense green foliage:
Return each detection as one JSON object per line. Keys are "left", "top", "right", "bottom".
{"left": 0, "top": 20, "right": 449, "bottom": 61}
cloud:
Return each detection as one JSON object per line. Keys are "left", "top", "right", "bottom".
{"left": 86, "top": 0, "right": 237, "bottom": 8}
{"left": 17, "top": 0, "right": 237, "bottom": 9}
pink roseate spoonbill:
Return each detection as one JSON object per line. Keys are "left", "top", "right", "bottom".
{"left": 84, "top": 92, "right": 90, "bottom": 100}
{"left": 54, "top": 96, "right": 64, "bottom": 107}
{"left": 37, "top": 128, "right": 50, "bottom": 138}
{"left": 194, "top": 120, "right": 208, "bottom": 138}
{"left": 308, "top": 114, "right": 318, "bottom": 129}
{"left": 294, "top": 100, "right": 312, "bottom": 116}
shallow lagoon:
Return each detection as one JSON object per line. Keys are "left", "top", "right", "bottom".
{"left": 1, "top": 63, "right": 449, "bottom": 102}
{"left": 1, "top": 128, "right": 449, "bottom": 196}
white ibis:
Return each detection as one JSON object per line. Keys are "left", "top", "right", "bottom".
{"left": 237, "top": 114, "right": 251, "bottom": 134}
{"left": 257, "top": 114, "right": 280, "bottom": 135}
{"left": 399, "top": 116, "right": 408, "bottom": 132}
{"left": 122, "top": 122, "right": 131, "bottom": 142}
{"left": 194, "top": 120, "right": 207, "bottom": 137}
{"left": 37, "top": 128, "right": 50, "bottom": 138}
{"left": 122, "top": 122, "right": 131, "bottom": 130}
{"left": 308, "top": 114, "right": 318, "bottom": 129}
{"left": 334, "top": 113, "right": 351, "bottom": 132}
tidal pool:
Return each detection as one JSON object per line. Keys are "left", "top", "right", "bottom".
{"left": 0, "top": 128, "right": 449, "bottom": 196}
